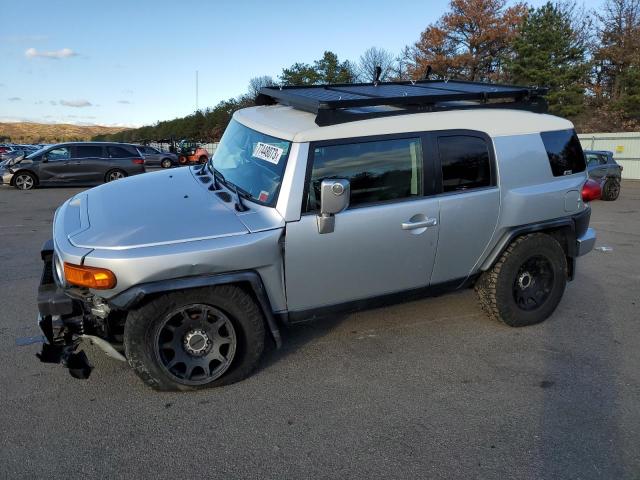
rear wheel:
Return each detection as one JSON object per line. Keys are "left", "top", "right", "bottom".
{"left": 601, "top": 178, "right": 620, "bottom": 201}
{"left": 105, "top": 169, "right": 126, "bottom": 182}
{"left": 13, "top": 172, "right": 36, "bottom": 190}
{"left": 124, "top": 286, "right": 265, "bottom": 391}
{"left": 198, "top": 155, "right": 208, "bottom": 164}
{"left": 160, "top": 158, "right": 172, "bottom": 169}
{"left": 475, "top": 233, "right": 567, "bottom": 327}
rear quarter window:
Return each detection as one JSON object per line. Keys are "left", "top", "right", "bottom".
{"left": 540, "top": 129, "right": 586, "bottom": 176}
{"left": 108, "top": 146, "right": 135, "bottom": 158}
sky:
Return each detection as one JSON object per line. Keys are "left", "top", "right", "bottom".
{"left": 1, "top": 0, "right": 602, "bottom": 127}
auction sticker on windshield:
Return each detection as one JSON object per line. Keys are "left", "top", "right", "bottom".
{"left": 252, "top": 142, "right": 284, "bottom": 165}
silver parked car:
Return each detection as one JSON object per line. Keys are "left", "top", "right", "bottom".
{"left": 35, "top": 80, "right": 597, "bottom": 390}
{"left": 136, "top": 145, "right": 179, "bottom": 168}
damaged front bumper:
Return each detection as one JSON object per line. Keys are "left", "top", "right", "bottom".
{"left": 36, "top": 240, "right": 126, "bottom": 379}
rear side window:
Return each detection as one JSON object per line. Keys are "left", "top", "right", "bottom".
{"left": 307, "top": 137, "right": 423, "bottom": 211}
{"left": 438, "top": 135, "right": 491, "bottom": 192}
{"left": 74, "top": 146, "right": 103, "bottom": 158}
{"left": 540, "top": 129, "right": 586, "bottom": 176}
{"left": 108, "top": 146, "right": 134, "bottom": 158}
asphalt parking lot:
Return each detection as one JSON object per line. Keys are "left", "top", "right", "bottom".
{"left": 1, "top": 180, "right": 639, "bottom": 479}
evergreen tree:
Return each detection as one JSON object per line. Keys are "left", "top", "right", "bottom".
{"left": 508, "top": 2, "right": 589, "bottom": 117}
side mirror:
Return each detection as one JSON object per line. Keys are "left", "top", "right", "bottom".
{"left": 317, "top": 178, "right": 350, "bottom": 234}
{"left": 41, "top": 155, "right": 48, "bottom": 162}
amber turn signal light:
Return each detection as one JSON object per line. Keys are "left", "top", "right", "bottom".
{"left": 63, "top": 263, "right": 117, "bottom": 289}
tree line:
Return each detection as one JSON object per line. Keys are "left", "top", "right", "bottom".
{"left": 95, "top": 0, "right": 640, "bottom": 143}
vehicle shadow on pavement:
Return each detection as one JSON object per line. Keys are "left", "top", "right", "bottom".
{"left": 535, "top": 272, "right": 625, "bottom": 478}
{"left": 257, "top": 314, "right": 350, "bottom": 373}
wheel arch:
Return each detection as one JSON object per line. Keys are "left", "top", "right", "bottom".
{"left": 10, "top": 169, "right": 39, "bottom": 186}
{"left": 480, "top": 217, "right": 580, "bottom": 279}
{"left": 108, "top": 271, "right": 282, "bottom": 348}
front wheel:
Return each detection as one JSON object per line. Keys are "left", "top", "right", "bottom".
{"left": 160, "top": 158, "right": 172, "bottom": 169}
{"left": 601, "top": 178, "right": 620, "bottom": 201}
{"left": 475, "top": 233, "right": 567, "bottom": 327}
{"left": 124, "top": 286, "right": 265, "bottom": 391}
{"left": 13, "top": 172, "right": 36, "bottom": 190}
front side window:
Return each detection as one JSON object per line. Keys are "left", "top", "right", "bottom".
{"left": 541, "top": 129, "right": 586, "bottom": 176}
{"left": 438, "top": 135, "right": 491, "bottom": 192}
{"left": 210, "top": 120, "right": 291, "bottom": 206}
{"left": 73, "top": 146, "right": 103, "bottom": 158}
{"left": 145, "top": 147, "right": 159, "bottom": 154}
{"left": 307, "top": 137, "right": 423, "bottom": 211}
{"left": 46, "top": 147, "right": 70, "bottom": 162}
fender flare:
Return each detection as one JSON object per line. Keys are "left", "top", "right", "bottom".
{"left": 108, "top": 271, "right": 282, "bottom": 348}
{"left": 480, "top": 218, "right": 576, "bottom": 272}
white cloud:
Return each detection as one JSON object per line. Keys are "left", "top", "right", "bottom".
{"left": 49, "top": 100, "right": 57, "bottom": 105}
{"left": 60, "top": 99, "right": 92, "bottom": 107}
{"left": 117, "top": 100, "right": 131, "bottom": 104}
{"left": 25, "top": 47, "right": 78, "bottom": 59}
{"left": 8, "top": 97, "right": 21, "bottom": 101}
{"left": 121, "top": 89, "right": 134, "bottom": 94}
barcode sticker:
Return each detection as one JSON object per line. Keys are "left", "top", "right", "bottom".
{"left": 252, "top": 142, "right": 284, "bottom": 164}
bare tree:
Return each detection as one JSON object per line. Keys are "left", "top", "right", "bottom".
{"left": 356, "top": 47, "right": 396, "bottom": 82}
{"left": 248, "top": 75, "right": 275, "bottom": 98}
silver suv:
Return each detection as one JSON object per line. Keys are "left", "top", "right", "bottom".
{"left": 35, "top": 80, "right": 597, "bottom": 390}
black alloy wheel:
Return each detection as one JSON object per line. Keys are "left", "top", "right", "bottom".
{"left": 154, "top": 304, "right": 237, "bottom": 386}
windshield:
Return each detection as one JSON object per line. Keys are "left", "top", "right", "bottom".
{"left": 209, "top": 120, "right": 291, "bottom": 206}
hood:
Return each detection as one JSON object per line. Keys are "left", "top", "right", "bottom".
{"left": 68, "top": 167, "right": 249, "bottom": 250}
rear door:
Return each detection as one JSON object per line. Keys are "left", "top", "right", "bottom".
{"left": 428, "top": 131, "right": 500, "bottom": 285}
{"left": 284, "top": 134, "right": 440, "bottom": 312}
{"left": 69, "top": 145, "right": 105, "bottom": 184}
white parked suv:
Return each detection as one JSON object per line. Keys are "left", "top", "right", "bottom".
{"left": 35, "top": 80, "right": 598, "bottom": 390}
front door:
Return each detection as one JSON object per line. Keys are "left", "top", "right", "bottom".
{"left": 38, "top": 146, "right": 71, "bottom": 183}
{"left": 284, "top": 135, "right": 439, "bottom": 312}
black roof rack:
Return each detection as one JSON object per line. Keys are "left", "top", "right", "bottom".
{"left": 256, "top": 79, "right": 548, "bottom": 126}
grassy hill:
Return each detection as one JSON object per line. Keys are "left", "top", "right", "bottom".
{"left": 0, "top": 122, "right": 130, "bottom": 144}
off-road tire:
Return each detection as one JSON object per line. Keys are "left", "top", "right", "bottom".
{"left": 475, "top": 233, "right": 567, "bottom": 327}
{"left": 124, "top": 285, "right": 265, "bottom": 391}
{"left": 601, "top": 178, "right": 620, "bottom": 201}
{"left": 160, "top": 158, "right": 172, "bottom": 169}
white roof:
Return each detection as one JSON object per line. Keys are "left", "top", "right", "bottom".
{"left": 233, "top": 105, "right": 574, "bottom": 143}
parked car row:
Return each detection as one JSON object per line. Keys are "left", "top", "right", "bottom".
{"left": 0, "top": 142, "right": 195, "bottom": 190}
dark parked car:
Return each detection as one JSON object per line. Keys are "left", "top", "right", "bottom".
{"left": 584, "top": 150, "right": 623, "bottom": 201}
{"left": 135, "top": 145, "right": 178, "bottom": 168}
{"left": 0, "top": 142, "right": 145, "bottom": 190}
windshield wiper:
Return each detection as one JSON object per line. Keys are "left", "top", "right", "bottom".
{"left": 212, "top": 168, "right": 248, "bottom": 212}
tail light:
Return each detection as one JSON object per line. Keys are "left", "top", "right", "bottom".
{"left": 131, "top": 158, "right": 144, "bottom": 165}
{"left": 582, "top": 179, "right": 602, "bottom": 202}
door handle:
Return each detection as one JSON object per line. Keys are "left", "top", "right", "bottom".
{"left": 401, "top": 217, "right": 438, "bottom": 230}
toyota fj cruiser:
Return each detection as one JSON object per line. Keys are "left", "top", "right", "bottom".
{"left": 35, "top": 80, "right": 598, "bottom": 390}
